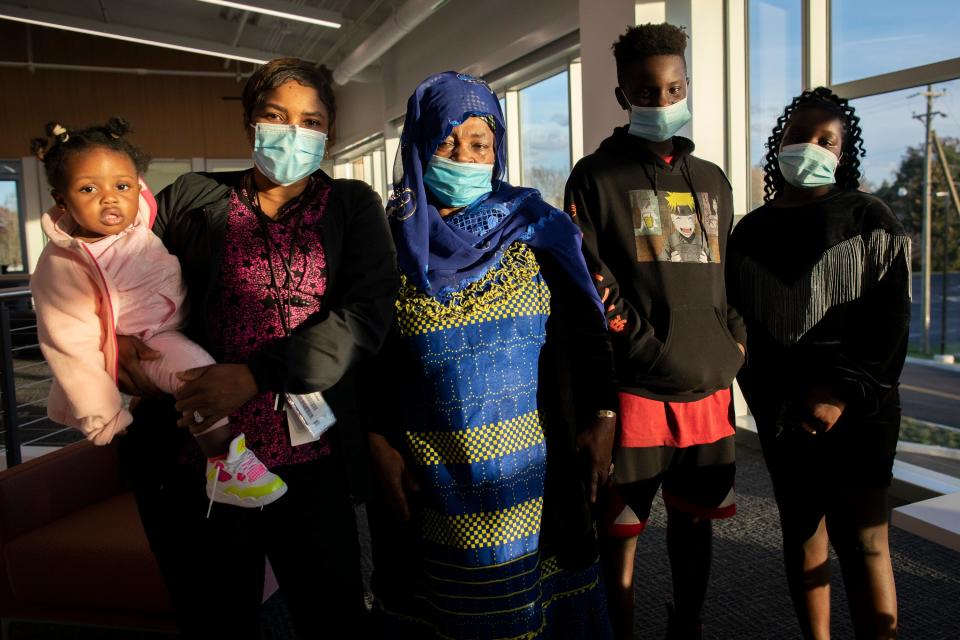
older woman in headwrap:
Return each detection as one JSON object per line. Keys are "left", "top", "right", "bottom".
{"left": 363, "top": 71, "right": 617, "bottom": 638}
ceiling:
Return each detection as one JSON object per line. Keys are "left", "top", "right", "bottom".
{"left": 0, "top": 0, "right": 397, "bottom": 72}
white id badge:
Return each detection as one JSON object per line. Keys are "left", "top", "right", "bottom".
{"left": 285, "top": 392, "right": 336, "bottom": 445}
{"left": 286, "top": 404, "right": 321, "bottom": 447}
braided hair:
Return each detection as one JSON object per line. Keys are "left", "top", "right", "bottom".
{"left": 762, "top": 86, "right": 865, "bottom": 202}
{"left": 30, "top": 117, "right": 150, "bottom": 191}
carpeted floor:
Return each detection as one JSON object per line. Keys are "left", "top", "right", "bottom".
{"left": 5, "top": 445, "right": 959, "bottom": 639}
{"left": 629, "top": 444, "right": 960, "bottom": 639}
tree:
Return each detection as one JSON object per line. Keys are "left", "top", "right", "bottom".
{"left": 524, "top": 166, "right": 569, "bottom": 209}
{"left": 0, "top": 205, "right": 23, "bottom": 270}
{"left": 874, "top": 136, "right": 960, "bottom": 272}
{"left": 750, "top": 165, "right": 766, "bottom": 210}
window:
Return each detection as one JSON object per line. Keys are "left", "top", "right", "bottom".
{"left": 499, "top": 95, "right": 507, "bottom": 176}
{"left": 333, "top": 162, "right": 352, "bottom": 180}
{"left": 143, "top": 160, "right": 192, "bottom": 193}
{"left": 832, "top": 0, "right": 960, "bottom": 84}
{"left": 370, "top": 149, "right": 387, "bottom": 204}
{"left": 748, "top": 0, "right": 802, "bottom": 209}
{"left": 519, "top": 72, "right": 571, "bottom": 208}
{"left": 849, "top": 78, "right": 960, "bottom": 351}
{"left": 0, "top": 162, "right": 25, "bottom": 273}
{"left": 334, "top": 139, "right": 389, "bottom": 202}
{"left": 351, "top": 158, "right": 365, "bottom": 183}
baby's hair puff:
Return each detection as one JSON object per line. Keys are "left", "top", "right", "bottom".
{"left": 30, "top": 116, "right": 151, "bottom": 191}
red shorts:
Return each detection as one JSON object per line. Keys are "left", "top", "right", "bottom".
{"left": 618, "top": 388, "right": 735, "bottom": 449}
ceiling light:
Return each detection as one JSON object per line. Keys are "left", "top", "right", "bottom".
{"left": 196, "top": 0, "right": 341, "bottom": 29}
{"left": 0, "top": 10, "right": 270, "bottom": 64}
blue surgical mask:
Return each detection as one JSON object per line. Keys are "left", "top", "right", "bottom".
{"left": 626, "top": 97, "right": 692, "bottom": 142}
{"left": 251, "top": 123, "right": 327, "bottom": 187}
{"left": 778, "top": 143, "right": 838, "bottom": 188}
{"left": 422, "top": 155, "right": 494, "bottom": 208}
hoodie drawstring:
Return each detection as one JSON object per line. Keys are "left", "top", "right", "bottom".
{"left": 679, "top": 158, "right": 710, "bottom": 252}
{"left": 640, "top": 162, "right": 659, "bottom": 196}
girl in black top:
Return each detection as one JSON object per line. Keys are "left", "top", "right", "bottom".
{"left": 728, "top": 87, "right": 910, "bottom": 639}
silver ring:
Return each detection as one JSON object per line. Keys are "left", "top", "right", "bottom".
{"left": 193, "top": 410, "right": 204, "bottom": 424}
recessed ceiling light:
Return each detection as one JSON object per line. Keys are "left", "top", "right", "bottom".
{"left": 196, "top": 0, "right": 341, "bottom": 29}
{"left": 0, "top": 10, "right": 271, "bottom": 64}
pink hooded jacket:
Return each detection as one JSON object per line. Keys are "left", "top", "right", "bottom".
{"left": 31, "top": 183, "right": 161, "bottom": 445}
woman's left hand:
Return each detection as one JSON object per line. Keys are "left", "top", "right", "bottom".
{"left": 576, "top": 414, "right": 617, "bottom": 504}
{"left": 800, "top": 385, "right": 845, "bottom": 434}
{"left": 173, "top": 364, "right": 259, "bottom": 432}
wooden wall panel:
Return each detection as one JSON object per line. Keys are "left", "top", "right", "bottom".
{"left": 0, "top": 22, "right": 252, "bottom": 158}
{"left": 0, "top": 68, "right": 250, "bottom": 158}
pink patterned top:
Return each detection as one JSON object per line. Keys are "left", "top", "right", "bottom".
{"left": 206, "top": 178, "right": 333, "bottom": 468}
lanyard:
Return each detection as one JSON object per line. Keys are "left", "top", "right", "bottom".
{"left": 242, "top": 173, "right": 311, "bottom": 337}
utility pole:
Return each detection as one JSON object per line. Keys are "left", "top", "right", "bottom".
{"left": 941, "top": 188, "right": 950, "bottom": 356}
{"left": 934, "top": 132, "right": 960, "bottom": 356}
{"left": 912, "top": 85, "right": 945, "bottom": 354}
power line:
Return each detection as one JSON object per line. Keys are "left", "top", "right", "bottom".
{"left": 942, "top": 89, "right": 960, "bottom": 132}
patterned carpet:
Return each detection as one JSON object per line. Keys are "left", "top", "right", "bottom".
{"left": 5, "top": 442, "right": 959, "bottom": 639}
{"left": 631, "top": 444, "right": 960, "bottom": 639}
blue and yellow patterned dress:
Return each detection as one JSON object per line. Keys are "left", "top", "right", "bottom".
{"left": 374, "top": 241, "right": 612, "bottom": 639}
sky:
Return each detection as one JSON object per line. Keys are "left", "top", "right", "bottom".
{"left": 831, "top": 0, "right": 960, "bottom": 84}
{"left": 0, "top": 180, "right": 17, "bottom": 212}
{"left": 749, "top": 0, "right": 960, "bottom": 190}
{"left": 519, "top": 71, "right": 571, "bottom": 175}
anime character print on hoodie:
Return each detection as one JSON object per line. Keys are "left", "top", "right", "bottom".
{"left": 565, "top": 129, "right": 745, "bottom": 534}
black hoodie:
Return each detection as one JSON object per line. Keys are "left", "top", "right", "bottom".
{"left": 564, "top": 127, "right": 746, "bottom": 402}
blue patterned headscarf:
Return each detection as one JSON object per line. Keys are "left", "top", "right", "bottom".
{"left": 388, "top": 71, "right": 602, "bottom": 313}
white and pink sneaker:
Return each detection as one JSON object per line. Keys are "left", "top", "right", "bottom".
{"left": 205, "top": 433, "right": 287, "bottom": 511}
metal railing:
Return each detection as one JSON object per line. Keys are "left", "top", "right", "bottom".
{"left": 0, "top": 287, "right": 74, "bottom": 468}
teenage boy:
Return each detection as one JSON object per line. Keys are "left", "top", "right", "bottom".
{"left": 564, "top": 23, "right": 746, "bottom": 640}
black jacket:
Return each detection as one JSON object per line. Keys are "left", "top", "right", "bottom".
{"left": 131, "top": 170, "right": 398, "bottom": 501}
{"left": 565, "top": 128, "right": 746, "bottom": 402}
{"left": 727, "top": 189, "right": 911, "bottom": 428}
